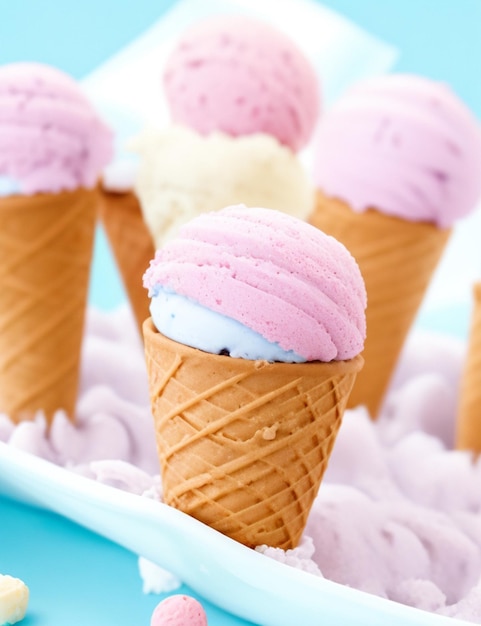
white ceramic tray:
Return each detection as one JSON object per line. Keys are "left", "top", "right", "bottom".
{"left": 0, "top": 441, "right": 470, "bottom": 626}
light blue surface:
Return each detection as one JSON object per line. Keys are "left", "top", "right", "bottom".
{"left": 1, "top": 2, "right": 480, "bottom": 625}
{"left": 1, "top": 496, "right": 253, "bottom": 626}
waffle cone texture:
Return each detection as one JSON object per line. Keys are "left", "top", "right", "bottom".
{"left": 456, "top": 282, "right": 481, "bottom": 453}
{"left": 98, "top": 187, "right": 154, "bottom": 335}
{"left": 143, "top": 318, "right": 363, "bottom": 550}
{"left": 309, "top": 191, "right": 450, "bottom": 418}
{"left": 0, "top": 188, "right": 96, "bottom": 424}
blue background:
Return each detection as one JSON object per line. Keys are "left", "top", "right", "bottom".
{"left": 2, "top": 0, "right": 481, "bottom": 314}
{"left": 1, "top": 2, "right": 480, "bottom": 625}
{"left": 1, "top": 0, "right": 479, "bottom": 117}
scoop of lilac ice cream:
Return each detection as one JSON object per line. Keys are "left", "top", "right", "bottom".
{"left": 312, "top": 74, "right": 481, "bottom": 227}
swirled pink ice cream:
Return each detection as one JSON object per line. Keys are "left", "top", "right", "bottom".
{"left": 163, "top": 15, "right": 321, "bottom": 152}
{"left": 143, "top": 205, "right": 366, "bottom": 362}
{"left": 0, "top": 62, "right": 113, "bottom": 195}
{"left": 312, "top": 74, "right": 481, "bottom": 226}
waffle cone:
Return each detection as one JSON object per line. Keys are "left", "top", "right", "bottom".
{"left": 0, "top": 188, "right": 97, "bottom": 424}
{"left": 456, "top": 283, "right": 481, "bottom": 453}
{"left": 309, "top": 191, "right": 451, "bottom": 418}
{"left": 143, "top": 318, "right": 363, "bottom": 549}
{"left": 98, "top": 187, "right": 154, "bottom": 334}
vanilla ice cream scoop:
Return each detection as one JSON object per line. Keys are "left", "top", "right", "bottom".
{"left": 132, "top": 126, "right": 315, "bottom": 247}
{"left": 134, "top": 15, "right": 320, "bottom": 250}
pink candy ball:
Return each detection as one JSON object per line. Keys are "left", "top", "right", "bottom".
{"left": 150, "top": 594, "right": 208, "bottom": 626}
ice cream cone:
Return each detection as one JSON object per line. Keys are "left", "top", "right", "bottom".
{"left": 143, "top": 318, "right": 363, "bottom": 550}
{"left": 0, "top": 188, "right": 97, "bottom": 424}
{"left": 309, "top": 191, "right": 451, "bottom": 418}
{"left": 98, "top": 187, "right": 154, "bottom": 334}
{"left": 455, "top": 282, "right": 481, "bottom": 453}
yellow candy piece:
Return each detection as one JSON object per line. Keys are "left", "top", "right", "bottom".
{"left": 0, "top": 575, "right": 29, "bottom": 625}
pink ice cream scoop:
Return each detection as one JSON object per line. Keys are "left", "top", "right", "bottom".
{"left": 0, "top": 62, "right": 113, "bottom": 194}
{"left": 312, "top": 74, "right": 481, "bottom": 227}
{"left": 163, "top": 15, "right": 320, "bottom": 152}
{"left": 144, "top": 205, "right": 366, "bottom": 362}
{"left": 150, "top": 595, "right": 207, "bottom": 626}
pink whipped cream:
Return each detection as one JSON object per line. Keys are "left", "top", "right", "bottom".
{"left": 312, "top": 74, "right": 481, "bottom": 227}
{"left": 143, "top": 205, "right": 366, "bottom": 362}
{"left": 0, "top": 62, "right": 113, "bottom": 194}
{"left": 163, "top": 15, "right": 320, "bottom": 152}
